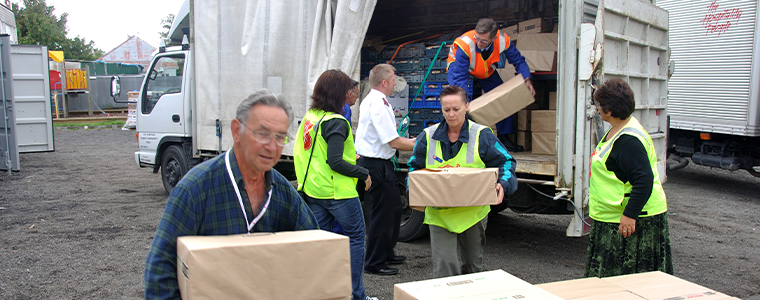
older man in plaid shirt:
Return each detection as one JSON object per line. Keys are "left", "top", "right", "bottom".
{"left": 144, "top": 90, "right": 318, "bottom": 299}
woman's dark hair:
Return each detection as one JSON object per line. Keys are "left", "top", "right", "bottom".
{"left": 439, "top": 85, "right": 467, "bottom": 103}
{"left": 593, "top": 77, "right": 635, "bottom": 119}
{"left": 311, "top": 69, "right": 353, "bottom": 114}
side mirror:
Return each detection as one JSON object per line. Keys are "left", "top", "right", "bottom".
{"left": 111, "top": 75, "right": 121, "bottom": 98}
{"left": 111, "top": 76, "right": 128, "bottom": 103}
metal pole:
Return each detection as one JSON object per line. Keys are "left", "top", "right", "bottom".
{"left": 86, "top": 68, "right": 92, "bottom": 116}
{"left": 62, "top": 66, "right": 68, "bottom": 118}
{"left": 0, "top": 38, "right": 11, "bottom": 175}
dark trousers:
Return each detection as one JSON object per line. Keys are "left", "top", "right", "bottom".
{"left": 357, "top": 157, "right": 401, "bottom": 271}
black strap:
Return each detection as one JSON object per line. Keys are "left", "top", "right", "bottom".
{"left": 299, "top": 113, "right": 326, "bottom": 192}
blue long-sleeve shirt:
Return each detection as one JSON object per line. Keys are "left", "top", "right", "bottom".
{"left": 408, "top": 119, "right": 518, "bottom": 196}
{"left": 447, "top": 40, "right": 531, "bottom": 91}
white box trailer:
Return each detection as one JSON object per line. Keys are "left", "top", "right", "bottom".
{"left": 657, "top": 0, "right": 760, "bottom": 176}
{"left": 127, "top": 0, "right": 670, "bottom": 237}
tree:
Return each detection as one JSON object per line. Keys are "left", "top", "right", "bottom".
{"left": 159, "top": 14, "right": 175, "bottom": 40}
{"left": 12, "top": 0, "right": 104, "bottom": 61}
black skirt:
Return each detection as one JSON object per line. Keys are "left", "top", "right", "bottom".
{"left": 584, "top": 212, "right": 674, "bottom": 278}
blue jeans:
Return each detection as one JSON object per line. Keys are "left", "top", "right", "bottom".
{"left": 306, "top": 196, "right": 367, "bottom": 300}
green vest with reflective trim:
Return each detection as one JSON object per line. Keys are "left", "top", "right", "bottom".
{"left": 422, "top": 122, "right": 491, "bottom": 233}
{"left": 589, "top": 117, "right": 667, "bottom": 222}
{"left": 294, "top": 109, "right": 359, "bottom": 200}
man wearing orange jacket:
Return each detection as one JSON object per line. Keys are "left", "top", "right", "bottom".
{"left": 447, "top": 18, "right": 536, "bottom": 149}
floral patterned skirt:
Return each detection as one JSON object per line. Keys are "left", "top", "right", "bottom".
{"left": 584, "top": 213, "right": 674, "bottom": 278}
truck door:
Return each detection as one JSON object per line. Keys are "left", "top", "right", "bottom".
{"left": 137, "top": 54, "right": 186, "bottom": 137}
{"left": 593, "top": 0, "right": 670, "bottom": 178}
{"left": 565, "top": 0, "right": 670, "bottom": 237}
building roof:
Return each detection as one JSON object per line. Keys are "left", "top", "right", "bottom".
{"left": 98, "top": 36, "right": 157, "bottom": 68}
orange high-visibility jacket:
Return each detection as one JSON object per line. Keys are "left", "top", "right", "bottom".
{"left": 446, "top": 29, "right": 511, "bottom": 79}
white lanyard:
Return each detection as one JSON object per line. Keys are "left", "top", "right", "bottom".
{"left": 225, "top": 149, "right": 271, "bottom": 232}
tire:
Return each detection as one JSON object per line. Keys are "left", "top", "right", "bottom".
{"left": 489, "top": 182, "right": 534, "bottom": 215}
{"left": 399, "top": 208, "right": 428, "bottom": 242}
{"left": 398, "top": 181, "right": 429, "bottom": 242}
{"left": 161, "top": 145, "right": 189, "bottom": 195}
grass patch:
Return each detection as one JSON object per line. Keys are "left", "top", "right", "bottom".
{"left": 54, "top": 120, "right": 126, "bottom": 127}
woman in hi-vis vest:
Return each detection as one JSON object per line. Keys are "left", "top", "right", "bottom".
{"left": 407, "top": 86, "right": 517, "bottom": 278}
{"left": 293, "top": 70, "right": 376, "bottom": 300}
{"left": 585, "top": 78, "right": 673, "bottom": 278}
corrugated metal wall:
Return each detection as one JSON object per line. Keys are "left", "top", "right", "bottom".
{"left": 658, "top": 0, "right": 758, "bottom": 135}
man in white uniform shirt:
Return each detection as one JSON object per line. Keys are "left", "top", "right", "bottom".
{"left": 356, "top": 64, "right": 416, "bottom": 276}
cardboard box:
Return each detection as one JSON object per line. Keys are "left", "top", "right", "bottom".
{"left": 602, "top": 272, "right": 734, "bottom": 300}
{"left": 517, "top": 109, "right": 531, "bottom": 131}
{"left": 468, "top": 74, "right": 535, "bottom": 126}
{"left": 519, "top": 18, "right": 551, "bottom": 34}
{"left": 517, "top": 130, "right": 531, "bottom": 151}
{"left": 531, "top": 110, "right": 556, "bottom": 132}
{"left": 537, "top": 277, "right": 631, "bottom": 299}
{"left": 409, "top": 168, "right": 499, "bottom": 208}
{"left": 537, "top": 271, "right": 738, "bottom": 300}
{"left": 516, "top": 33, "right": 558, "bottom": 51}
{"left": 532, "top": 132, "right": 555, "bottom": 155}
{"left": 177, "top": 230, "right": 351, "bottom": 300}
{"left": 394, "top": 270, "right": 564, "bottom": 300}
{"left": 128, "top": 91, "right": 139, "bottom": 102}
{"left": 549, "top": 91, "right": 557, "bottom": 110}
{"left": 521, "top": 50, "right": 557, "bottom": 72}
{"left": 496, "top": 65, "right": 517, "bottom": 82}
{"left": 503, "top": 24, "right": 519, "bottom": 41}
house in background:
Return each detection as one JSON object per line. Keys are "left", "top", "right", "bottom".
{"left": 0, "top": 0, "right": 18, "bottom": 43}
{"left": 98, "top": 36, "right": 156, "bottom": 71}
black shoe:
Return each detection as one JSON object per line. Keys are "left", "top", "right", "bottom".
{"left": 364, "top": 267, "right": 399, "bottom": 275}
{"left": 386, "top": 255, "right": 407, "bottom": 265}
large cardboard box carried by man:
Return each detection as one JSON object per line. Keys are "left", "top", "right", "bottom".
{"left": 177, "top": 230, "right": 351, "bottom": 300}
{"left": 468, "top": 74, "right": 535, "bottom": 126}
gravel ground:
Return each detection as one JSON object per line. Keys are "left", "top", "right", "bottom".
{"left": 0, "top": 129, "right": 758, "bottom": 299}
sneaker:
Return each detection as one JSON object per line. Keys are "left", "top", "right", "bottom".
{"left": 366, "top": 297, "right": 379, "bottom": 300}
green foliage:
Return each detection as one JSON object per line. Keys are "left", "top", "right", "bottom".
{"left": 159, "top": 14, "right": 175, "bottom": 39}
{"left": 12, "top": 0, "right": 105, "bottom": 61}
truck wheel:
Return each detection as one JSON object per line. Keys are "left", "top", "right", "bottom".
{"left": 398, "top": 181, "right": 428, "bottom": 241}
{"left": 399, "top": 208, "right": 428, "bottom": 242}
{"left": 161, "top": 145, "right": 189, "bottom": 195}
{"left": 489, "top": 182, "right": 534, "bottom": 215}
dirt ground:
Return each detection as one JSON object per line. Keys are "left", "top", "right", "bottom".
{"left": 1, "top": 128, "right": 758, "bottom": 299}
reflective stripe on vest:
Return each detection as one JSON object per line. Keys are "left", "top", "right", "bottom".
{"left": 426, "top": 123, "right": 482, "bottom": 166}
{"left": 422, "top": 121, "right": 490, "bottom": 233}
{"left": 293, "top": 109, "right": 359, "bottom": 200}
{"left": 589, "top": 117, "right": 667, "bottom": 223}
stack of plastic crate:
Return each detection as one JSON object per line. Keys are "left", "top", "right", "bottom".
{"left": 361, "top": 40, "right": 474, "bottom": 137}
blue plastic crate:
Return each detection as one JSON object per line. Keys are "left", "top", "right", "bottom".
{"left": 425, "top": 96, "right": 441, "bottom": 108}
{"left": 409, "top": 96, "right": 424, "bottom": 109}
{"left": 398, "top": 43, "right": 426, "bottom": 58}
{"left": 423, "top": 119, "right": 442, "bottom": 127}
{"left": 380, "top": 45, "right": 399, "bottom": 59}
{"left": 427, "top": 109, "right": 443, "bottom": 120}
{"left": 425, "top": 44, "right": 451, "bottom": 58}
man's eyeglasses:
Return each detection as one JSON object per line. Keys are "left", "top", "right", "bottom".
{"left": 475, "top": 37, "right": 492, "bottom": 44}
{"left": 239, "top": 120, "right": 291, "bottom": 146}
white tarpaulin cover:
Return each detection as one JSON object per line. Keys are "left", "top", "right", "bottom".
{"left": 192, "top": 0, "right": 375, "bottom": 155}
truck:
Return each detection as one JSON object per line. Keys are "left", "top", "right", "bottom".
{"left": 656, "top": 0, "right": 760, "bottom": 177}
{"left": 117, "top": 0, "right": 670, "bottom": 238}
